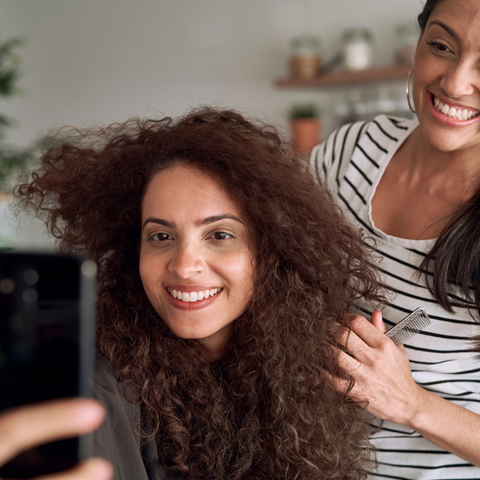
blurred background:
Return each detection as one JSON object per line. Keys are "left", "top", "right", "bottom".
{"left": 0, "top": 0, "right": 422, "bottom": 250}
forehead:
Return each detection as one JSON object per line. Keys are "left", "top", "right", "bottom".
{"left": 141, "top": 165, "right": 241, "bottom": 218}
{"left": 428, "top": 0, "right": 480, "bottom": 45}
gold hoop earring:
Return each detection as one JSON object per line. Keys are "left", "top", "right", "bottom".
{"left": 406, "top": 67, "right": 416, "bottom": 114}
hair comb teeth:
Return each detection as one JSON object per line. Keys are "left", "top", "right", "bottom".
{"left": 386, "top": 308, "right": 431, "bottom": 346}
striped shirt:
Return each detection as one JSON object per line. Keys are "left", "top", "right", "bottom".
{"left": 310, "top": 115, "right": 480, "bottom": 480}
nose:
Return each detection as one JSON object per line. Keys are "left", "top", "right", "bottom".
{"left": 440, "top": 61, "right": 476, "bottom": 99}
{"left": 167, "top": 241, "right": 202, "bottom": 279}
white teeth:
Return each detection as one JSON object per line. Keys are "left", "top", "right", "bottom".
{"left": 168, "top": 287, "right": 221, "bottom": 302}
{"left": 433, "top": 95, "right": 479, "bottom": 120}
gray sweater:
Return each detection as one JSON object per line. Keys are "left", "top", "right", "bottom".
{"left": 92, "top": 356, "right": 169, "bottom": 480}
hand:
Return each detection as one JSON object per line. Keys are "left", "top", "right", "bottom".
{"left": 0, "top": 399, "right": 113, "bottom": 480}
{"left": 337, "top": 311, "right": 424, "bottom": 427}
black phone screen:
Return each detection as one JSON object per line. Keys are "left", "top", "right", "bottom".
{"left": 0, "top": 252, "right": 95, "bottom": 478}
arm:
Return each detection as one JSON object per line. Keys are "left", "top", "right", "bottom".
{"left": 0, "top": 399, "right": 113, "bottom": 480}
{"left": 338, "top": 311, "right": 480, "bottom": 467}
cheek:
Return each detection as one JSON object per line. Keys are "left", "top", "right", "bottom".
{"left": 139, "top": 267, "right": 164, "bottom": 316}
{"left": 412, "top": 60, "right": 432, "bottom": 107}
{"left": 138, "top": 252, "right": 149, "bottom": 289}
{"left": 236, "top": 252, "right": 255, "bottom": 301}
{"left": 215, "top": 249, "right": 254, "bottom": 297}
{"left": 414, "top": 48, "right": 444, "bottom": 86}
{"left": 139, "top": 252, "right": 160, "bottom": 299}
{"left": 232, "top": 249, "right": 253, "bottom": 275}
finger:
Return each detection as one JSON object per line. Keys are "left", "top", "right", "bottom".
{"left": 336, "top": 348, "right": 362, "bottom": 375}
{"left": 336, "top": 317, "right": 371, "bottom": 357}
{"left": 0, "top": 399, "right": 105, "bottom": 465}
{"left": 328, "top": 372, "right": 352, "bottom": 396}
{"left": 324, "top": 354, "right": 370, "bottom": 406}
{"left": 371, "top": 309, "right": 387, "bottom": 334}
{"left": 347, "top": 314, "right": 389, "bottom": 349}
{"left": 340, "top": 312, "right": 359, "bottom": 326}
{"left": 322, "top": 362, "right": 355, "bottom": 397}
{"left": 36, "top": 458, "right": 113, "bottom": 480}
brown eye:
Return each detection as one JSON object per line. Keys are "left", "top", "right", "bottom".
{"left": 149, "top": 232, "right": 173, "bottom": 242}
{"left": 428, "top": 41, "right": 451, "bottom": 52}
{"left": 211, "top": 231, "right": 233, "bottom": 241}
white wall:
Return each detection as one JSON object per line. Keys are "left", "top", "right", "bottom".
{"left": 1, "top": 0, "right": 423, "bottom": 145}
{"left": 0, "top": 0, "right": 423, "bottom": 248}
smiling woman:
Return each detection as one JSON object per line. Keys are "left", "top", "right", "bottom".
{"left": 12, "top": 107, "right": 384, "bottom": 479}
{"left": 310, "top": 0, "right": 480, "bottom": 478}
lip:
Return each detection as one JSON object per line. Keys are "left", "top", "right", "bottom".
{"left": 427, "top": 91, "right": 480, "bottom": 127}
{"left": 164, "top": 286, "right": 222, "bottom": 311}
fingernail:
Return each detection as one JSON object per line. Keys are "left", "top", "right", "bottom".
{"left": 74, "top": 400, "right": 105, "bottom": 427}
{"left": 84, "top": 459, "right": 113, "bottom": 480}
{"left": 95, "top": 460, "right": 114, "bottom": 480}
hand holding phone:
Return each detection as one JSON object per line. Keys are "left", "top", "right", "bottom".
{"left": 0, "top": 398, "right": 112, "bottom": 480}
{"left": 0, "top": 252, "right": 97, "bottom": 478}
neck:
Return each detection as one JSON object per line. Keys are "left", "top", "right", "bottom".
{"left": 400, "top": 127, "right": 480, "bottom": 200}
{"left": 198, "top": 324, "right": 232, "bottom": 361}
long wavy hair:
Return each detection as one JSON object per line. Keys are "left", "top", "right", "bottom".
{"left": 416, "top": 0, "right": 480, "bottom": 351}
{"left": 15, "top": 107, "right": 383, "bottom": 479}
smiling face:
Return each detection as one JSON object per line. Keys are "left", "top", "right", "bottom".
{"left": 413, "top": 0, "right": 480, "bottom": 152}
{"left": 139, "top": 164, "right": 255, "bottom": 359}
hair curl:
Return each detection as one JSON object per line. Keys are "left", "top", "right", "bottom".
{"left": 15, "top": 107, "right": 383, "bottom": 479}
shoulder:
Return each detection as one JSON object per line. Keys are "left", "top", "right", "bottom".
{"left": 309, "top": 118, "right": 368, "bottom": 189}
{"left": 366, "top": 114, "right": 417, "bottom": 148}
{"left": 310, "top": 119, "right": 364, "bottom": 169}
{"left": 93, "top": 354, "right": 120, "bottom": 393}
{"left": 92, "top": 356, "right": 161, "bottom": 480}
{"left": 310, "top": 115, "right": 417, "bottom": 184}
{"left": 92, "top": 355, "right": 140, "bottom": 426}
{"left": 91, "top": 355, "right": 139, "bottom": 438}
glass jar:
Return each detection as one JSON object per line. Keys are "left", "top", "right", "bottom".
{"left": 341, "top": 28, "right": 374, "bottom": 71}
{"left": 290, "top": 35, "right": 321, "bottom": 79}
{"left": 395, "top": 22, "right": 419, "bottom": 65}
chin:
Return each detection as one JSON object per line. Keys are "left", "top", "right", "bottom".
{"left": 165, "top": 321, "right": 219, "bottom": 342}
{"left": 420, "top": 121, "right": 476, "bottom": 153}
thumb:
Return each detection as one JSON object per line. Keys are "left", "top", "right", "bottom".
{"left": 371, "top": 309, "right": 387, "bottom": 334}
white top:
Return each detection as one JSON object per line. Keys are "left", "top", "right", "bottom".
{"left": 310, "top": 115, "right": 480, "bottom": 480}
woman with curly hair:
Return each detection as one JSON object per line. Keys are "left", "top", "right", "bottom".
{"left": 8, "top": 107, "right": 383, "bottom": 479}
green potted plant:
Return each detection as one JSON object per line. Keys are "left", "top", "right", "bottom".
{"left": 288, "top": 102, "right": 322, "bottom": 155}
{"left": 0, "top": 37, "right": 33, "bottom": 193}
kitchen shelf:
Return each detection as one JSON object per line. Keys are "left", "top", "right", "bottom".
{"left": 274, "top": 64, "right": 411, "bottom": 89}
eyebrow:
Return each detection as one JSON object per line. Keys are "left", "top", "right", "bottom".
{"left": 142, "top": 214, "right": 244, "bottom": 230}
{"left": 428, "top": 20, "right": 458, "bottom": 41}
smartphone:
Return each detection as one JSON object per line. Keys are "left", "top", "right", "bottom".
{"left": 0, "top": 251, "right": 96, "bottom": 478}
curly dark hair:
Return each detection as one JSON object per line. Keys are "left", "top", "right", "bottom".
{"left": 15, "top": 107, "right": 384, "bottom": 479}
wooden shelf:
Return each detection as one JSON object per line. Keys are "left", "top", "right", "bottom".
{"left": 274, "top": 64, "right": 411, "bottom": 89}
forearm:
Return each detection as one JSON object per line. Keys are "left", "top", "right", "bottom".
{"left": 407, "top": 386, "right": 480, "bottom": 467}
